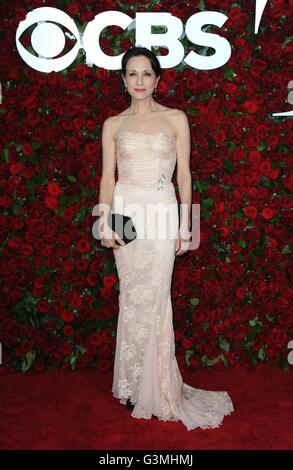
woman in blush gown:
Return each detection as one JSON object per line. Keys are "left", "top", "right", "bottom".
{"left": 98, "top": 46, "right": 234, "bottom": 431}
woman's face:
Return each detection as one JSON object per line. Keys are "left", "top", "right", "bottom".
{"left": 123, "top": 55, "right": 159, "bottom": 98}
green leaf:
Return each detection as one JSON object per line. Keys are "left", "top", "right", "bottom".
{"left": 193, "top": 179, "right": 210, "bottom": 193}
{"left": 70, "top": 345, "right": 86, "bottom": 370}
{"left": 21, "top": 350, "right": 36, "bottom": 372}
{"left": 70, "top": 355, "right": 77, "bottom": 370}
{"left": 219, "top": 352, "right": 228, "bottom": 367}
{"left": 237, "top": 239, "right": 247, "bottom": 248}
{"left": 218, "top": 335, "right": 230, "bottom": 352}
{"left": 1, "top": 148, "right": 9, "bottom": 163}
{"left": 223, "top": 67, "right": 236, "bottom": 81}
{"left": 237, "top": 253, "right": 244, "bottom": 263}
{"left": 193, "top": 180, "right": 202, "bottom": 193}
{"left": 12, "top": 203, "right": 21, "bottom": 215}
{"left": 185, "top": 349, "right": 194, "bottom": 366}
{"left": 222, "top": 157, "right": 235, "bottom": 173}
{"left": 105, "top": 258, "right": 113, "bottom": 274}
{"left": 31, "top": 141, "right": 40, "bottom": 150}
{"left": 281, "top": 244, "right": 291, "bottom": 254}
{"left": 203, "top": 197, "right": 214, "bottom": 208}
{"left": 76, "top": 345, "right": 86, "bottom": 355}
{"left": 249, "top": 317, "right": 261, "bottom": 328}
{"left": 26, "top": 171, "right": 47, "bottom": 192}
{"left": 81, "top": 186, "right": 96, "bottom": 199}
{"left": 67, "top": 175, "right": 77, "bottom": 183}
{"left": 245, "top": 349, "right": 258, "bottom": 365}
{"left": 190, "top": 297, "right": 199, "bottom": 306}
{"left": 202, "top": 209, "right": 212, "bottom": 220}
{"left": 198, "top": 0, "right": 206, "bottom": 10}
{"left": 201, "top": 354, "right": 219, "bottom": 366}
{"left": 258, "top": 346, "right": 266, "bottom": 361}
{"left": 257, "top": 139, "right": 267, "bottom": 151}
{"left": 253, "top": 244, "right": 265, "bottom": 256}
{"left": 278, "top": 358, "right": 290, "bottom": 372}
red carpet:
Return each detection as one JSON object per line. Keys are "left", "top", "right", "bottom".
{"left": 1, "top": 365, "right": 292, "bottom": 450}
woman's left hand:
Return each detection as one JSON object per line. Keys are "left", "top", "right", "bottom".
{"left": 175, "top": 231, "right": 191, "bottom": 256}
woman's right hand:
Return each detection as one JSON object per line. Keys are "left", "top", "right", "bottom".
{"left": 99, "top": 223, "right": 125, "bottom": 250}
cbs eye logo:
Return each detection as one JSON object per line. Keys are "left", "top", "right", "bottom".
{"left": 16, "top": 7, "right": 81, "bottom": 73}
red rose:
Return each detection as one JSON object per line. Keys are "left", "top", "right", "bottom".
{"left": 9, "top": 163, "right": 24, "bottom": 175}
{"left": 63, "top": 325, "right": 74, "bottom": 336}
{"left": 103, "top": 274, "right": 117, "bottom": 288}
{"left": 96, "top": 358, "right": 112, "bottom": 373}
{"left": 87, "top": 332, "right": 102, "bottom": 347}
{"left": 62, "top": 260, "right": 74, "bottom": 273}
{"left": 181, "top": 336, "right": 195, "bottom": 350}
{"left": 45, "top": 195, "right": 59, "bottom": 210}
{"left": 60, "top": 342, "right": 73, "bottom": 356}
{"left": 47, "top": 182, "right": 62, "bottom": 197}
{"left": 244, "top": 205, "right": 257, "bottom": 218}
{"left": 77, "top": 238, "right": 91, "bottom": 254}
{"left": 37, "top": 300, "right": 50, "bottom": 314}
{"left": 60, "top": 309, "right": 75, "bottom": 323}
{"left": 22, "top": 143, "right": 33, "bottom": 157}
{"left": 261, "top": 207, "right": 274, "bottom": 219}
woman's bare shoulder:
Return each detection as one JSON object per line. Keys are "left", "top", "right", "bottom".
{"left": 169, "top": 107, "right": 185, "bottom": 115}
{"left": 113, "top": 109, "right": 130, "bottom": 118}
{"left": 103, "top": 113, "right": 125, "bottom": 137}
{"left": 169, "top": 107, "right": 188, "bottom": 125}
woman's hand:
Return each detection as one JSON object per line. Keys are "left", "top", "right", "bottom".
{"left": 175, "top": 230, "right": 191, "bottom": 256}
{"left": 99, "top": 222, "right": 125, "bottom": 250}
{"left": 101, "top": 232, "right": 125, "bottom": 250}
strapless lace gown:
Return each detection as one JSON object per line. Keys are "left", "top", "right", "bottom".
{"left": 111, "top": 130, "right": 234, "bottom": 431}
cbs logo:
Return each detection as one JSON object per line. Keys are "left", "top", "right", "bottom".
{"left": 15, "top": 2, "right": 271, "bottom": 74}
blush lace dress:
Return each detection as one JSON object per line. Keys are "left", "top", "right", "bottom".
{"left": 111, "top": 130, "right": 234, "bottom": 431}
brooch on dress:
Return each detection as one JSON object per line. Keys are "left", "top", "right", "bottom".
{"left": 157, "top": 173, "right": 166, "bottom": 190}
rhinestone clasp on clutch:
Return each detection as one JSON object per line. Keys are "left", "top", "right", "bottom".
{"left": 157, "top": 173, "right": 166, "bottom": 190}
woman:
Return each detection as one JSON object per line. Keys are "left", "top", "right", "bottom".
{"left": 98, "top": 46, "right": 234, "bottom": 431}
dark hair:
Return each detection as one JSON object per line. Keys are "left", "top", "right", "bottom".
{"left": 121, "top": 46, "right": 162, "bottom": 78}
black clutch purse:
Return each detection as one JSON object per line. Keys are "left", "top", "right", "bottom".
{"left": 107, "top": 212, "right": 137, "bottom": 245}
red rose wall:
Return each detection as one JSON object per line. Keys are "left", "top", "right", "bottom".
{"left": 0, "top": 0, "right": 292, "bottom": 374}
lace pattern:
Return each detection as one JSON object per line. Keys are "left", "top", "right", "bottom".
{"left": 111, "top": 132, "right": 234, "bottom": 430}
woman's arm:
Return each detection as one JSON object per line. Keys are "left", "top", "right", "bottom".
{"left": 98, "top": 117, "right": 117, "bottom": 236}
{"left": 175, "top": 111, "right": 192, "bottom": 232}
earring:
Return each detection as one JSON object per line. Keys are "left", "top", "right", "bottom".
{"left": 124, "top": 86, "right": 128, "bottom": 93}
{"left": 153, "top": 87, "right": 157, "bottom": 97}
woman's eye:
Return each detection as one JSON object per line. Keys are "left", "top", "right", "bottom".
{"left": 129, "top": 73, "right": 151, "bottom": 76}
